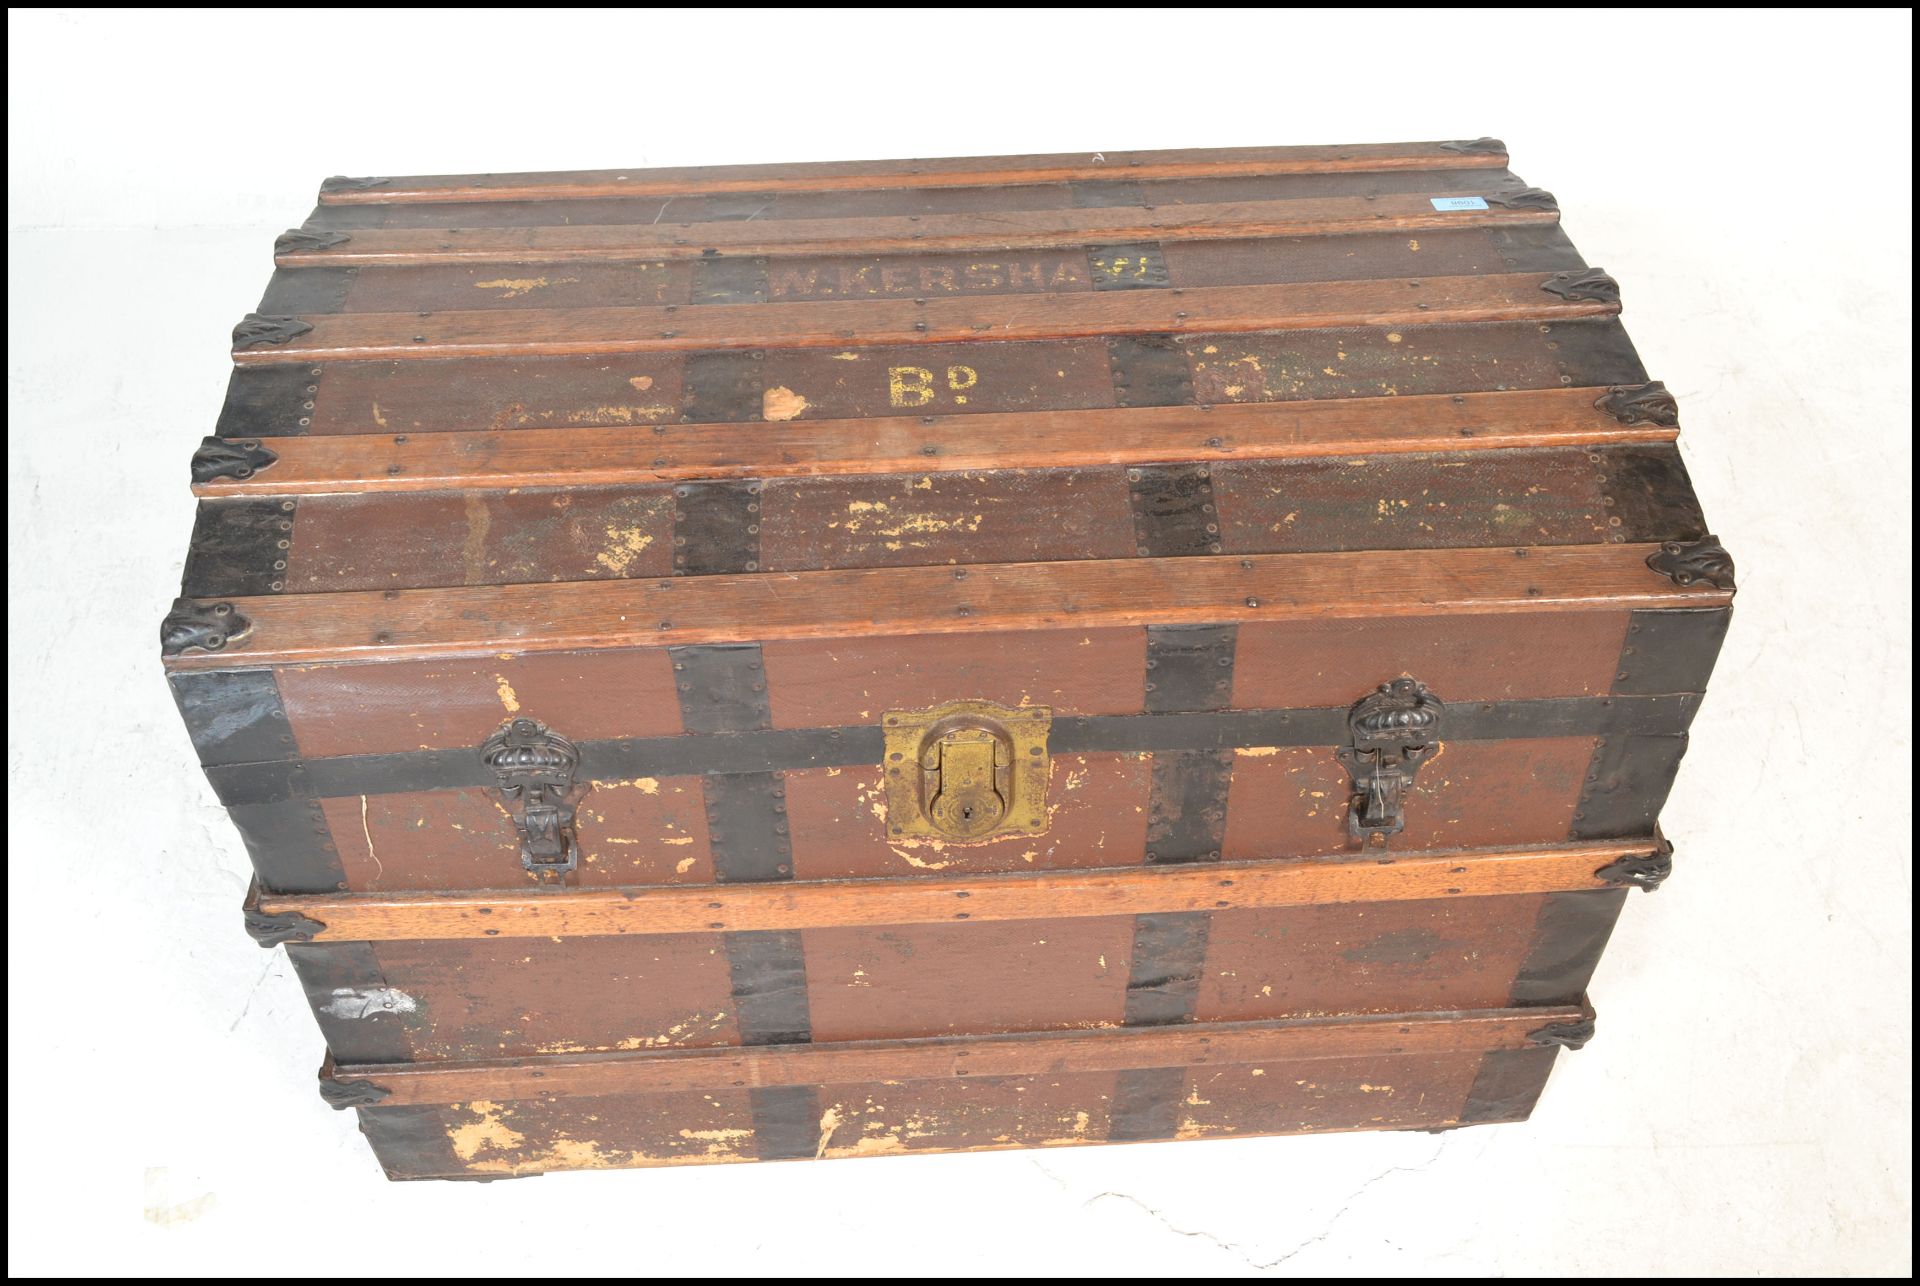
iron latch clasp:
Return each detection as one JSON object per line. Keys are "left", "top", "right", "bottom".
{"left": 482, "top": 717, "right": 583, "bottom": 880}
{"left": 1335, "top": 679, "right": 1444, "bottom": 846}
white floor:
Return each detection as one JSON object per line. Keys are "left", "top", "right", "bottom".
{"left": 7, "top": 12, "right": 1912, "bottom": 1277}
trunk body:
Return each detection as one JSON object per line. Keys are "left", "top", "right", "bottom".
{"left": 166, "top": 139, "right": 1731, "bottom": 1180}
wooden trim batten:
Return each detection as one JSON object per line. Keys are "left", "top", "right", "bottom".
{"left": 192, "top": 388, "right": 1676, "bottom": 497}
{"left": 261, "top": 840, "right": 1655, "bottom": 943}
{"left": 327, "top": 1003, "right": 1588, "bottom": 1105}
{"left": 280, "top": 195, "right": 1552, "bottom": 266}
{"left": 161, "top": 543, "right": 1729, "bottom": 669}
{"left": 231, "top": 275, "right": 1616, "bottom": 364}
{"left": 317, "top": 142, "right": 1511, "bottom": 205}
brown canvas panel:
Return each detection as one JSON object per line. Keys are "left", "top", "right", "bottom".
{"left": 1196, "top": 895, "right": 1551, "bottom": 1021}
{"left": 366, "top": 933, "right": 738, "bottom": 1061}
{"left": 759, "top": 468, "right": 1136, "bottom": 571}
{"left": 1189, "top": 320, "right": 1599, "bottom": 402}
{"left": 278, "top": 647, "right": 683, "bottom": 759}
{"left": 1220, "top": 737, "right": 1596, "bottom": 859}
{"left": 813, "top": 1071, "right": 1122, "bottom": 1157}
{"left": 782, "top": 752, "right": 1154, "bottom": 880}
{"left": 320, "top": 779, "right": 711, "bottom": 892}
{"left": 379, "top": 1087, "right": 763, "bottom": 1177}
{"left": 1231, "top": 612, "right": 1631, "bottom": 709}
{"left": 339, "top": 261, "right": 690, "bottom": 313}
{"left": 284, "top": 486, "right": 674, "bottom": 592}
{"left": 760, "top": 627, "right": 1148, "bottom": 728}
{"left": 303, "top": 354, "right": 689, "bottom": 435}
{"left": 1160, "top": 228, "right": 1560, "bottom": 289}
{"left": 757, "top": 339, "right": 1116, "bottom": 419}
{"left": 1173, "top": 1053, "right": 1482, "bottom": 1139}
{"left": 802, "top": 916, "right": 1136, "bottom": 1042}
{"left": 1215, "top": 448, "right": 1614, "bottom": 553}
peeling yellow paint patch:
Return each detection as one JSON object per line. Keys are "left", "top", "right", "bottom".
{"left": 494, "top": 675, "right": 521, "bottom": 713}
{"left": 762, "top": 385, "right": 810, "bottom": 421}
{"left": 475, "top": 276, "right": 579, "bottom": 299}
{"left": 675, "top": 856, "right": 697, "bottom": 874}
{"left": 628, "top": 375, "right": 653, "bottom": 391}
{"left": 449, "top": 1101, "right": 526, "bottom": 1162}
{"left": 830, "top": 351, "right": 863, "bottom": 361}
{"left": 826, "top": 1134, "right": 908, "bottom": 1157}
{"left": 660, "top": 836, "right": 694, "bottom": 846}
{"left": 371, "top": 401, "right": 388, "bottom": 428}
{"left": 891, "top": 845, "right": 954, "bottom": 871}
{"left": 1235, "top": 746, "right": 1283, "bottom": 757}
{"left": 815, "top": 1105, "right": 845, "bottom": 1157}
{"left": 1407, "top": 239, "right": 1420, "bottom": 251}
{"left": 1386, "top": 332, "right": 1404, "bottom": 343}
{"left": 596, "top": 524, "right": 655, "bottom": 574}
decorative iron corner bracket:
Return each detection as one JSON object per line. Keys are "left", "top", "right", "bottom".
{"left": 1595, "top": 381, "right": 1680, "bottom": 427}
{"left": 320, "top": 175, "right": 390, "bottom": 195}
{"left": 191, "top": 436, "right": 278, "bottom": 483}
{"left": 1527, "top": 1017, "right": 1597, "bottom": 1050}
{"left": 274, "top": 229, "right": 352, "bottom": 255}
{"left": 482, "top": 718, "right": 584, "bottom": 881}
{"left": 232, "top": 313, "right": 315, "bottom": 349}
{"left": 1335, "top": 678, "right": 1444, "bottom": 846}
{"left": 319, "top": 1077, "right": 391, "bottom": 1110}
{"left": 161, "top": 598, "right": 252, "bottom": 657}
{"left": 1596, "top": 835, "right": 1675, "bottom": 891}
{"left": 1441, "top": 137, "right": 1506, "bottom": 155}
{"left": 242, "top": 881, "right": 324, "bottom": 947}
{"left": 1541, "top": 268, "right": 1621, "bottom": 304}
{"left": 1646, "top": 536, "right": 1737, "bottom": 591}
{"left": 1487, "top": 186, "right": 1559, "bottom": 210}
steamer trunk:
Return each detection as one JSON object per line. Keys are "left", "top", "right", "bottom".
{"left": 164, "top": 139, "right": 1733, "bottom": 1180}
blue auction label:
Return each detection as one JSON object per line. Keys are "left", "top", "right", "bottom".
{"left": 1430, "top": 196, "right": 1490, "bottom": 211}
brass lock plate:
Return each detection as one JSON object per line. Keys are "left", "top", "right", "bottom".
{"left": 882, "top": 700, "right": 1051, "bottom": 842}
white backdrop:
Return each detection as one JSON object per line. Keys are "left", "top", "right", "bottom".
{"left": 7, "top": 7, "right": 1912, "bottom": 1277}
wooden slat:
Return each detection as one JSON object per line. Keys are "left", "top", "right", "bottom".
{"left": 280, "top": 195, "right": 1551, "bottom": 266}
{"left": 194, "top": 387, "right": 1677, "bottom": 497}
{"left": 318, "top": 142, "right": 1510, "bottom": 205}
{"left": 235, "top": 274, "right": 1613, "bottom": 364}
{"left": 163, "top": 543, "right": 1729, "bottom": 669}
{"left": 327, "top": 1002, "right": 1586, "bottom": 1104}
{"left": 263, "top": 839, "right": 1650, "bottom": 943}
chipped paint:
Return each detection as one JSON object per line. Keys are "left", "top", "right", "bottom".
{"left": 595, "top": 524, "right": 655, "bottom": 575}
{"left": 815, "top": 1105, "right": 845, "bottom": 1157}
{"left": 628, "top": 375, "right": 653, "bottom": 390}
{"left": 1235, "top": 746, "right": 1283, "bottom": 757}
{"left": 448, "top": 1100, "right": 526, "bottom": 1162}
{"left": 762, "top": 385, "right": 810, "bottom": 421}
{"left": 474, "top": 276, "right": 579, "bottom": 299}
{"left": 494, "top": 674, "right": 521, "bottom": 713}
{"left": 674, "top": 856, "right": 697, "bottom": 874}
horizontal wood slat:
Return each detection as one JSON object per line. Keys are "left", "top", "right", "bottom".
{"left": 162, "top": 543, "right": 1729, "bottom": 669}
{"left": 193, "top": 387, "right": 1676, "bottom": 496}
{"left": 262, "top": 840, "right": 1652, "bottom": 943}
{"left": 317, "top": 142, "right": 1510, "bottom": 205}
{"left": 234, "top": 274, "right": 1614, "bottom": 364}
{"left": 281, "top": 195, "right": 1552, "bottom": 266}
{"left": 327, "top": 1002, "right": 1588, "bottom": 1104}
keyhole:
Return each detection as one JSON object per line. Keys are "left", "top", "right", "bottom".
{"left": 960, "top": 805, "right": 976, "bottom": 821}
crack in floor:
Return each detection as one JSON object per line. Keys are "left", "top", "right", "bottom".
{"left": 1084, "top": 1138, "right": 1450, "bottom": 1271}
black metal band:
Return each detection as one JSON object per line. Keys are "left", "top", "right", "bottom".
{"left": 749, "top": 1084, "right": 825, "bottom": 1160}
{"left": 201, "top": 693, "right": 1706, "bottom": 808}
{"left": 1510, "top": 889, "right": 1627, "bottom": 1006}
{"left": 1107, "top": 1065, "right": 1186, "bottom": 1142}
{"left": 181, "top": 499, "right": 294, "bottom": 597}
{"left": 215, "top": 366, "right": 320, "bottom": 438}
{"left": 1456, "top": 1046, "right": 1558, "bottom": 1125}
{"left": 286, "top": 942, "right": 418, "bottom": 1062}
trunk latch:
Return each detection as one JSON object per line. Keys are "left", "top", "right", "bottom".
{"left": 482, "top": 717, "right": 584, "bottom": 880}
{"left": 1336, "top": 679, "right": 1444, "bottom": 846}
{"left": 883, "top": 700, "right": 1051, "bottom": 842}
